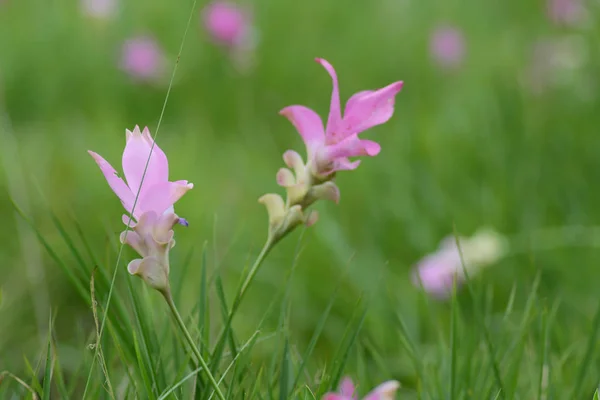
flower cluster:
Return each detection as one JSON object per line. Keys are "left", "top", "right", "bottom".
{"left": 260, "top": 58, "right": 403, "bottom": 243}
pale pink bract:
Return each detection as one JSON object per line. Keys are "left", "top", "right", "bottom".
{"left": 323, "top": 377, "right": 400, "bottom": 400}
{"left": 202, "top": 1, "right": 251, "bottom": 48}
{"left": 88, "top": 125, "right": 193, "bottom": 224}
{"left": 280, "top": 58, "right": 403, "bottom": 177}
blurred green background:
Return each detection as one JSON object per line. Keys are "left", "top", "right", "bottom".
{"left": 1, "top": 0, "right": 600, "bottom": 396}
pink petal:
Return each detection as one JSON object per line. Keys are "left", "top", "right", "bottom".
{"left": 122, "top": 126, "right": 169, "bottom": 197}
{"left": 316, "top": 58, "right": 343, "bottom": 140}
{"left": 363, "top": 380, "right": 400, "bottom": 400}
{"left": 279, "top": 105, "right": 325, "bottom": 156}
{"left": 342, "top": 81, "right": 403, "bottom": 134}
{"left": 412, "top": 250, "right": 462, "bottom": 299}
{"left": 322, "top": 395, "right": 349, "bottom": 400}
{"left": 138, "top": 180, "right": 194, "bottom": 215}
{"left": 88, "top": 151, "right": 135, "bottom": 214}
{"left": 339, "top": 377, "right": 356, "bottom": 397}
{"left": 324, "top": 136, "right": 381, "bottom": 161}
{"left": 332, "top": 158, "right": 361, "bottom": 172}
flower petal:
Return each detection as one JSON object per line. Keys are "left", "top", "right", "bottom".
{"left": 339, "top": 377, "right": 356, "bottom": 397}
{"left": 342, "top": 81, "right": 403, "bottom": 134}
{"left": 88, "top": 150, "right": 135, "bottom": 215}
{"left": 322, "top": 396, "right": 348, "bottom": 400}
{"left": 332, "top": 158, "right": 361, "bottom": 172}
{"left": 279, "top": 106, "right": 325, "bottom": 156}
{"left": 315, "top": 58, "right": 343, "bottom": 140}
{"left": 324, "top": 136, "right": 381, "bottom": 161}
{"left": 122, "top": 126, "right": 169, "bottom": 197}
{"left": 138, "top": 180, "right": 194, "bottom": 215}
{"left": 363, "top": 380, "right": 401, "bottom": 400}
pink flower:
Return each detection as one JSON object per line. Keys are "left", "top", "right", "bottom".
{"left": 280, "top": 58, "right": 403, "bottom": 177}
{"left": 523, "top": 36, "right": 586, "bottom": 95}
{"left": 430, "top": 26, "right": 465, "bottom": 69}
{"left": 412, "top": 230, "right": 507, "bottom": 299}
{"left": 323, "top": 377, "right": 400, "bottom": 400}
{"left": 81, "top": 0, "right": 116, "bottom": 19}
{"left": 547, "top": 0, "right": 585, "bottom": 26}
{"left": 88, "top": 126, "right": 193, "bottom": 293}
{"left": 202, "top": 1, "right": 253, "bottom": 49}
{"left": 120, "top": 36, "right": 166, "bottom": 82}
{"left": 88, "top": 125, "right": 193, "bottom": 225}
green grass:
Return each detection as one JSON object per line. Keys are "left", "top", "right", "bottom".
{"left": 1, "top": 0, "right": 600, "bottom": 398}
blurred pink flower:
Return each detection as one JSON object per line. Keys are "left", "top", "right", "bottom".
{"left": 88, "top": 125, "right": 193, "bottom": 224}
{"left": 524, "top": 36, "right": 587, "bottom": 94}
{"left": 81, "top": 0, "right": 116, "bottom": 19}
{"left": 412, "top": 230, "right": 507, "bottom": 299}
{"left": 280, "top": 58, "right": 403, "bottom": 178}
{"left": 547, "top": 0, "right": 585, "bottom": 26}
{"left": 202, "top": 1, "right": 253, "bottom": 49}
{"left": 323, "top": 377, "right": 400, "bottom": 400}
{"left": 430, "top": 26, "right": 465, "bottom": 69}
{"left": 120, "top": 36, "right": 166, "bottom": 82}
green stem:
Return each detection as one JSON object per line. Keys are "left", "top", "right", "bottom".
{"left": 211, "top": 237, "right": 275, "bottom": 353}
{"left": 235, "top": 237, "right": 274, "bottom": 314}
{"left": 164, "top": 293, "right": 226, "bottom": 400}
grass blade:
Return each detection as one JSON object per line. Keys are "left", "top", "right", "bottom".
{"left": 42, "top": 320, "right": 53, "bottom": 400}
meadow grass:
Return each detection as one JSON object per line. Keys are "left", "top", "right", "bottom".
{"left": 1, "top": 0, "right": 600, "bottom": 398}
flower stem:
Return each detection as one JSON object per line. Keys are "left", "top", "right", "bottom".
{"left": 164, "top": 292, "right": 226, "bottom": 400}
{"left": 235, "top": 237, "right": 274, "bottom": 313}
{"left": 211, "top": 237, "right": 275, "bottom": 352}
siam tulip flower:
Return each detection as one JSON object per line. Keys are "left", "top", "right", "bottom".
{"left": 429, "top": 25, "right": 465, "bottom": 69}
{"left": 412, "top": 229, "right": 508, "bottom": 299}
{"left": 81, "top": 0, "right": 117, "bottom": 19}
{"left": 88, "top": 126, "right": 193, "bottom": 294}
{"left": 280, "top": 58, "right": 403, "bottom": 180}
{"left": 523, "top": 36, "right": 588, "bottom": 95}
{"left": 120, "top": 36, "right": 166, "bottom": 83}
{"left": 202, "top": 1, "right": 254, "bottom": 50}
{"left": 546, "top": 0, "right": 585, "bottom": 27}
{"left": 201, "top": 1, "right": 258, "bottom": 73}
{"left": 260, "top": 58, "right": 403, "bottom": 241}
{"left": 323, "top": 377, "right": 400, "bottom": 400}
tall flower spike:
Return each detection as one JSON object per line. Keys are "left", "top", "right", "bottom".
{"left": 88, "top": 126, "right": 193, "bottom": 294}
{"left": 323, "top": 376, "right": 401, "bottom": 400}
{"left": 280, "top": 58, "right": 403, "bottom": 179}
{"left": 259, "top": 58, "right": 403, "bottom": 242}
